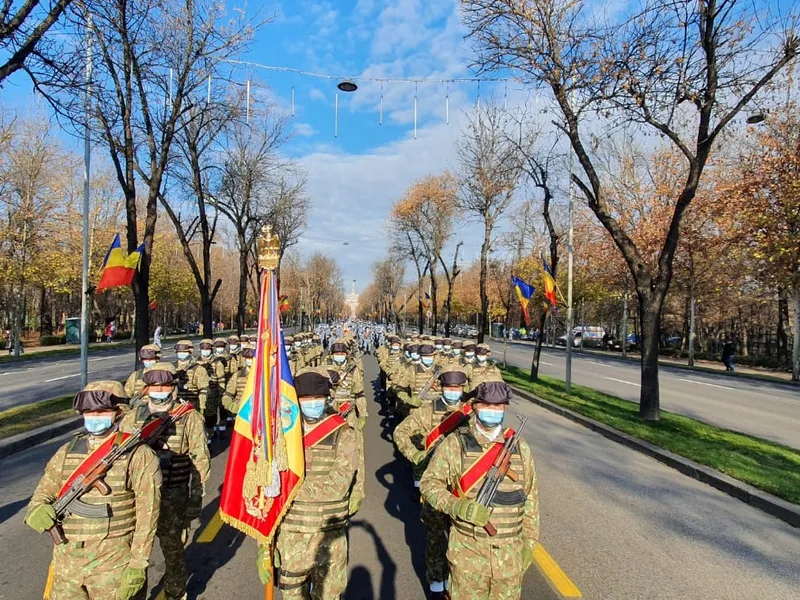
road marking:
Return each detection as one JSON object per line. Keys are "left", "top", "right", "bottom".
{"left": 678, "top": 378, "right": 735, "bottom": 391}
{"left": 539, "top": 361, "right": 554, "bottom": 366}
{"left": 534, "top": 544, "right": 582, "bottom": 597}
{"left": 89, "top": 356, "right": 116, "bottom": 362}
{"left": 44, "top": 373, "right": 80, "bottom": 382}
{"left": 590, "top": 360, "right": 611, "bottom": 367}
{"left": 604, "top": 376, "right": 640, "bottom": 387}
{"left": 197, "top": 509, "right": 223, "bottom": 543}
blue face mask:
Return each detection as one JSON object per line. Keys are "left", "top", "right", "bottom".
{"left": 300, "top": 400, "right": 326, "bottom": 420}
{"left": 149, "top": 391, "right": 172, "bottom": 402}
{"left": 410, "top": 352, "right": 420, "bottom": 361}
{"left": 404, "top": 351, "right": 411, "bottom": 359}
{"left": 333, "top": 354, "right": 346, "bottom": 365}
{"left": 442, "top": 389, "right": 463, "bottom": 405}
{"left": 176, "top": 352, "right": 190, "bottom": 361}
{"left": 477, "top": 408, "right": 504, "bottom": 427}
{"left": 84, "top": 415, "right": 114, "bottom": 435}
{"left": 477, "top": 355, "right": 488, "bottom": 364}
{"left": 453, "top": 349, "right": 461, "bottom": 356}
{"left": 142, "top": 360, "right": 156, "bottom": 369}
{"left": 421, "top": 356, "right": 434, "bottom": 367}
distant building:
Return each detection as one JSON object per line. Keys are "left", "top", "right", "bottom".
{"left": 346, "top": 281, "right": 359, "bottom": 320}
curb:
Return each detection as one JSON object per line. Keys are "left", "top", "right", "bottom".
{"left": 511, "top": 385, "right": 800, "bottom": 529}
{"left": 0, "top": 416, "right": 83, "bottom": 460}
{"left": 494, "top": 339, "right": 798, "bottom": 388}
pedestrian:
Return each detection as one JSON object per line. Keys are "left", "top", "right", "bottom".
{"left": 153, "top": 325, "right": 162, "bottom": 349}
{"left": 420, "top": 381, "right": 539, "bottom": 600}
{"left": 120, "top": 363, "right": 210, "bottom": 600}
{"left": 104, "top": 322, "right": 113, "bottom": 343}
{"left": 602, "top": 331, "right": 609, "bottom": 350}
{"left": 25, "top": 381, "right": 161, "bottom": 600}
{"left": 258, "top": 367, "right": 358, "bottom": 598}
{"left": 722, "top": 339, "right": 735, "bottom": 372}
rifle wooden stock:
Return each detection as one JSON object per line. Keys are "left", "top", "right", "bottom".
{"left": 48, "top": 524, "right": 67, "bottom": 545}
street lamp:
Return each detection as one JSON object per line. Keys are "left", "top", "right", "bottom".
{"left": 337, "top": 79, "right": 358, "bottom": 93}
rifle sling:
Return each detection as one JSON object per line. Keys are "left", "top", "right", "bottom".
{"left": 425, "top": 405, "right": 472, "bottom": 451}
{"left": 452, "top": 428, "right": 515, "bottom": 498}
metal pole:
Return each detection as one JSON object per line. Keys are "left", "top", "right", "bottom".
{"left": 621, "top": 293, "right": 628, "bottom": 359}
{"left": 565, "top": 128, "right": 575, "bottom": 394}
{"left": 80, "top": 14, "right": 93, "bottom": 388}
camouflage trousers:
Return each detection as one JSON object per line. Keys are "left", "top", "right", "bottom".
{"left": 276, "top": 527, "right": 348, "bottom": 599}
{"left": 49, "top": 534, "right": 146, "bottom": 600}
{"left": 157, "top": 488, "right": 189, "bottom": 599}
{"left": 203, "top": 389, "right": 221, "bottom": 429}
{"left": 446, "top": 529, "right": 524, "bottom": 600}
{"left": 421, "top": 501, "right": 450, "bottom": 584}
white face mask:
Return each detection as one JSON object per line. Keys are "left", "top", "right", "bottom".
{"left": 245, "top": 359, "right": 253, "bottom": 367}
{"left": 176, "top": 352, "right": 190, "bottom": 361}
{"left": 215, "top": 347, "right": 226, "bottom": 355}
{"left": 230, "top": 344, "right": 239, "bottom": 352}
{"left": 201, "top": 349, "right": 212, "bottom": 358}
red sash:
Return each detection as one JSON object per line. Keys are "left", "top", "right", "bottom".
{"left": 425, "top": 404, "right": 472, "bottom": 451}
{"left": 303, "top": 414, "right": 347, "bottom": 449}
{"left": 452, "top": 428, "right": 514, "bottom": 498}
{"left": 337, "top": 401, "right": 352, "bottom": 415}
{"left": 58, "top": 402, "right": 194, "bottom": 497}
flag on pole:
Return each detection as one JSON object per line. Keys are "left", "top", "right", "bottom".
{"left": 511, "top": 275, "right": 535, "bottom": 327}
{"left": 278, "top": 295, "right": 291, "bottom": 313}
{"left": 96, "top": 234, "right": 144, "bottom": 292}
{"left": 542, "top": 256, "right": 558, "bottom": 308}
{"left": 148, "top": 299, "right": 158, "bottom": 311}
{"left": 219, "top": 267, "right": 304, "bottom": 544}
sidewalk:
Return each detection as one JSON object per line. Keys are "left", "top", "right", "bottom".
{"left": 493, "top": 337, "right": 797, "bottom": 385}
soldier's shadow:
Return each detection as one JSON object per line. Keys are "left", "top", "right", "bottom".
{"left": 345, "top": 522, "right": 394, "bottom": 600}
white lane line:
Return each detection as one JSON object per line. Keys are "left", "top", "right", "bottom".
{"left": 89, "top": 356, "right": 117, "bottom": 362}
{"left": 44, "top": 373, "right": 80, "bottom": 382}
{"left": 678, "top": 378, "right": 736, "bottom": 391}
{"left": 540, "top": 361, "right": 554, "bottom": 366}
{"left": 590, "top": 360, "right": 611, "bottom": 367}
{"left": 604, "top": 376, "right": 641, "bottom": 387}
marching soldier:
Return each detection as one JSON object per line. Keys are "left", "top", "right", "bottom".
{"left": 468, "top": 344, "right": 504, "bottom": 391}
{"left": 221, "top": 347, "right": 255, "bottom": 414}
{"left": 258, "top": 367, "right": 358, "bottom": 599}
{"left": 461, "top": 343, "right": 478, "bottom": 372}
{"left": 420, "top": 382, "right": 539, "bottom": 600}
{"left": 227, "top": 335, "right": 243, "bottom": 372}
{"left": 196, "top": 339, "right": 227, "bottom": 437}
{"left": 124, "top": 344, "right": 161, "bottom": 399}
{"left": 25, "top": 381, "right": 161, "bottom": 600}
{"left": 286, "top": 336, "right": 304, "bottom": 374}
{"left": 173, "top": 340, "right": 209, "bottom": 411}
{"left": 324, "top": 340, "right": 367, "bottom": 512}
{"left": 394, "top": 368, "right": 471, "bottom": 599}
{"left": 309, "top": 333, "right": 323, "bottom": 366}
{"left": 396, "top": 343, "right": 441, "bottom": 421}
{"left": 121, "top": 363, "right": 210, "bottom": 600}
{"left": 239, "top": 334, "right": 252, "bottom": 350}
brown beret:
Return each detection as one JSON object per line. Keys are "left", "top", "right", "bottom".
{"left": 138, "top": 344, "right": 159, "bottom": 360}
{"left": 143, "top": 363, "right": 177, "bottom": 385}
{"left": 213, "top": 339, "right": 228, "bottom": 348}
{"left": 443, "top": 339, "right": 452, "bottom": 345}
{"left": 419, "top": 344, "right": 436, "bottom": 355}
{"left": 407, "top": 344, "right": 420, "bottom": 354}
{"left": 463, "top": 343, "right": 477, "bottom": 352}
{"left": 227, "top": 335, "right": 240, "bottom": 343}
{"left": 73, "top": 380, "right": 128, "bottom": 412}
{"left": 439, "top": 369, "right": 468, "bottom": 386}
{"left": 451, "top": 340, "right": 463, "bottom": 349}
{"left": 199, "top": 338, "right": 214, "bottom": 349}
{"left": 330, "top": 342, "right": 348, "bottom": 354}
{"left": 240, "top": 335, "right": 250, "bottom": 343}
{"left": 295, "top": 368, "right": 333, "bottom": 398}
{"left": 475, "top": 381, "right": 512, "bottom": 405}
{"left": 242, "top": 348, "right": 256, "bottom": 358}
{"left": 174, "top": 339, "right": 193, "bottom": 351}
{"left": 285, "top": 336, "right": 295, "bottom": 344}
{"left": 476, "top": 343, "right": 492, "bottom": 355}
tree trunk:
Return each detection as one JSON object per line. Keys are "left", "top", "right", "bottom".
{"left": 430, "top": 268, "right": 439, "bottom": 336}
{"left": 237, "top": 247, "right": 248, "bottom": 336}
{"left": 638, "top": 292, "right": 662, "bottom": 421}
{"left": 530, "top": 309, "right": 548, "bottom": 381}
{"left": 792, "top": 283, "right": 800, "bottom": 382}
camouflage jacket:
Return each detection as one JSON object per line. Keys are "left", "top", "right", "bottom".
{"left": 466, "top": 361, "right": 503, "bottom": 392}
{"left": 26, "top": 431, "right": 162, "bottom": 570}
{"left": 174, "top": 359, "right": 209, "bottom": 410}
{"left": 420, "top": 419, "right": 539, "bottom": 546}
{"left": 221, "top": 366, "right": 250, "bottom": 414}
{"left": 394, "top": 397, "right": 466, "bottom": 476}
{"left": 324, "top": 356, "right": 366, "bottom": 420}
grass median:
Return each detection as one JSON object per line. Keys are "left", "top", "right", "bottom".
{"left": 501, "top": 364, "right": 800, "bottom": 506}
{"left": 0, "top": 396, "right": 77, "bottom": 440}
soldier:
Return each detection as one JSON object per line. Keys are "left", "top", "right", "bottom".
{"left": 420, "top": 381, "right": 539, "bottom": 600}
{"left": 451, "top": 340, "right": 463, "bottom": 361}
{"left": 121, "top": 364, "right": 210, "bottom": 600}
{"left": 324, "top": 340, "right": 367, "bottom": 512}
{"left": 239, "top": 334, "right": 252, "bottom": 350}
{"left": 227, "top": 335, "right": 243, "bottom": 372}
{"left": 25, "top": 381, "right": 161, "bottom": 600}
{"left": 309, "top": 333, "right": 323, "bottom": 366}
{"left": 394, "top": 368, "right": 471, "bottom": 599}
{"left": 396, "top": 343, "right": 441, "bottom": 424}
{"left": 258, "top": 368, "right": 358, "bottom": 598}
{"left": 468, "top": 344, "right": 504, "bottom": 392}
{"left": 124, "top": 344, "right": 161, "bottom": 399}
{"left": 286, "top": 336, "right": 304, "bottom": 374}
{"left": 196, "top": 339, "right": 226, "bottom": 438}
{"left": 461, "top": 343, "right": 477, "bottom": 373}
{"left": 221, "top": 347, "right": 255, "bottom": 414}
{"left": 434, "top": 338, "right": 444, "bottom": 356}
{"left": 173, "top": 340, "right": 209, "bottom": 412}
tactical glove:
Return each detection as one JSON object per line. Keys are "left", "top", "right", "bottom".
{"left": 411, "top": 450, "right": 427, "bottom": 465}
{"left": 257, "top": 545, "right": 280, "bottom": 585}
{"left": 349, "top": 495, "right": 363, "bottom": 515}
{"left": 357, "top": 416, "right": 368, "bottom": 431}
{"left": 522, "top": 544, "right": 535, "bottom": 571}
{"left": 118, "top": 566, "right": 146, "bottom": 600}
{"left": 25, "top": 504, "right": 56, "bottom": 533}
{"left": 452, "top": 498, "right": 490, "bottom": 526}
{"left": 406, "top": 395, "right": 421, "bottom": 408}
{"left": 186, "top": 495, "right": 203, "bottom": 521}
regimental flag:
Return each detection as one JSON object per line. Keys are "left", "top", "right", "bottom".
{"left": 278, "top": 295, "right": 291, "bottom": 313}
{"left": 96, "top": 234, "right": 144, "bottom": 292}
{"left": 541, "top": 255, "right": 558, "bottom": 309}
{"left": 219, "top": 268, "right": 304, "bottom": 545}
{"left": 149, "top": 299, "right": 158, "bottom": 311}
{"left": 512, "top": 275, "right": 535, "bottom": 327}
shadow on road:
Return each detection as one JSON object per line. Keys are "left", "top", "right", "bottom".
{"left": 0, "top": 496, "right": 29, "bottom": 526}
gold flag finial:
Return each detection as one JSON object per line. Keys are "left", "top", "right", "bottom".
{"left": 258, "top": 225, "right": 280, "bottom": 271}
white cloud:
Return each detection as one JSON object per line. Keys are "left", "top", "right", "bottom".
{"left": 292, "top": 122, "right": 317, "bottom": 137}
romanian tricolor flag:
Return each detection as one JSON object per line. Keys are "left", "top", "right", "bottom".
{"left": 512, "top": 275, "right": 535, "bottom": 327}
{"left": 542, "top": 256, "right": 558, "bottom": 309}
{"left": 278, "top": 295, "right": 291, "bottom": 313}
{"left": 219, "top": 268, "right": 304, "bottom": 545}
{"left": 96, "top": 234, "right": 144, "bottom": 292}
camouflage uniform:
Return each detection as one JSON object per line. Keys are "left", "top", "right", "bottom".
{"left": 275, "top": 372, "right": 358, "bottom": 600}
{"left": 420, "top": 419, "right": 539, "bottom": 600}
{"left": 395, "top": 390, "right": 468, "bottom": 588}
{"left": 173, "top": 357, "right": 209, "bottom": 412}
{"left": 395, "top": 358, "right": 441, "bottom": 422}
{"left": 123, "top": 344, "right": 162, "bottom": 399}
{"left": 221, "top": 351, "right": 253, "bottom": 414}
{"left": 26, "top": 381, "right": 161, "bottom": 600}
{"left": 287, "top": 337, "right": 305, "bottom": 374}
{"left": 121, "top": 366, "right": 210, "bottom": 600}
{"left": 196, "top": 339, "right": 227, "bottom": 433}
{"left": 467, "top": 360, "right": 504, "bottom": 393}
{"left": 323, "top": 347, "right": 367, "bottom": 510}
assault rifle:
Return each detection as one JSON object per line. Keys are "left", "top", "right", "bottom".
{"left": 475, "top": 415, "right": 529, "bottom": 537}
{"left": 46, "top": 408, "right": 186, "bottom": 545}
{"left": 418, "top": 366, "right": 442, "bottom": 402}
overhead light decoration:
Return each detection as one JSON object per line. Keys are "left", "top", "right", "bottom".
{"left": 337, "top": 79, "right": 357, "bottom": 93}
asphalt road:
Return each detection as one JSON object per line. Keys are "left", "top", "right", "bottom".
{"left": 2, "top": 358, "right": 799, "bottom": 599}
{"left": 488, "top": 340, "right": 800, "bottom": 449}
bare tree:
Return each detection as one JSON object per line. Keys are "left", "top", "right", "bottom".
{"left": 439, "top": 241, "right": 463, "bottom": 337}
{"left": 372, "top": 257, "right": 405, "bottom": 328}
{"left": 457, "top": 102, "right": 523, "bottom": 343}
{"left": 463, "top": 0, "right": 798, "bottom": 419}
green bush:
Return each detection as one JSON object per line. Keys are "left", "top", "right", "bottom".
{"left": 40, "top": 335, "right": 66, "bottom": 346}
{"left": 112, "top": 331, "right": 132, "bottom": 341}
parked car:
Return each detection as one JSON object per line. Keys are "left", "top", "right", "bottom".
{"left": 626, "top": 334, "right": 641, "bottom": 351}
